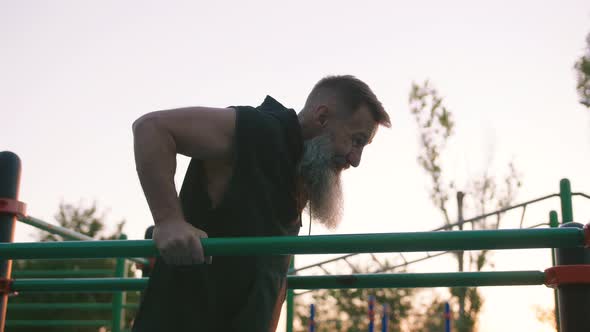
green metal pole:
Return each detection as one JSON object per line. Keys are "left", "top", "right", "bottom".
{"left": 549, "top": 211, "right": 560, "bottom": 332}
{"left": 554, "top": 222, "right": 590, "bottom": 331}
{"left": 8, "top": 303, "right": 139, "bottom": 310}
{"left": 287, "top": 271, "right": 546, "bottom": 289}
{"left": 559, "top": 179, "right": 573, "bottom": 223}
{"left": 456, "top": 192, "right": 466, "bottom": 322}
{"left": 112, "top": 234, "right": 127, "bottom": 332}
{"left": 549, "top": 211, "right": 560, "bottom": 229}
{"left": 5, "top": 320, "right": 110, "bottom": 327}
{"left": 11, "top": 278, "right": 148, "bottom": 292}
{"left": 10, "top": 270, "right": 548, "bottom": 292}
{"left": 286, "top": 256, "right": 294, "bottom": 332}
{"left": 17, "top": 216, "right": 148, "bottom": 265}
{"left": 0, "top": 228, "right": 585, "bottom": 259}
{"left": 11, "top": 269, "right": 113, "bottom": 277}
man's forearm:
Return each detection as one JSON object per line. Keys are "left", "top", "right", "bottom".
{"left": 133, "top": 117, "right": 184, "bottom": 224}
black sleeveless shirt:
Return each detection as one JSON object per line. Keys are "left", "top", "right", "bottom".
{"left": 132, "top": 96, "right": 304, "bottom": 332}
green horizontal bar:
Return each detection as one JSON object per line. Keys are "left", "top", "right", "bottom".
{"left": 12, "top": 269, "right": 113, "bottom": 277}
{"left": 5, "top": 320, "right": 110, "bottom": 327}
{"left": 0, "top": 228, "right": 584, "bottom": 259}
{"left": 8, "top": 302, "right": 139, "bottom": 310}
{"left": 287, "top": 271, "right": 547, "bottom": 289}
{"left": 10, "top": 271, "right": 548, "bottom": 292}
{"left": 18, "top": 215, "right": 149, "bottom": 266}
{"left": 12, "top": 278, "right": 146, "bottom": 292}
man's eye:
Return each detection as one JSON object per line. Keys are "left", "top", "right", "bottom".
{"left": 353, "top": 137, "right": 365, "bottom": 147}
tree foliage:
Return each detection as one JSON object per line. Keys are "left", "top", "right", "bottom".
{"left": 409, "top": 81, "right": 456, "bottom": 225}
{"left": 409, "top": 81, "right": 522, "bottom": 332}
{"left": 575, "top": 32, "right": 590, "bottom": 108}
{"left": 7, "top": 201, "right": 138, "bottom": 332}
{"left": 533, "top": 304, "right": 557, "bottom": 330}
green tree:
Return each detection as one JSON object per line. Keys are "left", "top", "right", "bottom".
{"left": 575, "top": 32, "right": 590, "bottom": 108}
{"left": 39, "top": 202, "right": 124, "bottom": 242}
{"left": 533, "top": 304, "right": 556, "bottom": 331}
{"left": 7, "top": 201, "right": 139, "bottom": 332}
{"left": 409, "top": 81, "right": 522, "bottom": 332}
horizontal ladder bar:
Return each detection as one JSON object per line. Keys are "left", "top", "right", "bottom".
{"left": 11, "top": 269, "right": 114, "bottom": 277}
{"left": 12, "top": 278, "right": 146, "bottom": 292}
{"left": 0, "top": 228, "right": 584, "bottom": 259}
{"left": 5, "top": 320, "right": 110, "bottom": 327}
{"left": 9, "top": 271, "right": 548, "bottom": 292}
{"left": 8, "top": 302, "right": 139, "bottom": 310}
{"left": 18, "top": 215, "right": 148, "bottom": 265}
{"left": 288, "top": 271, "right": 546, "bottom": 289}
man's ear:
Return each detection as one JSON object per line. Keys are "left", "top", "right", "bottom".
{"left": 314, "top": 105, "right": 330, "bottom": 127}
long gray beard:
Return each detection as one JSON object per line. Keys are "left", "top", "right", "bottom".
{"left": 297, "top": 134, "right": 343, "bottom": 230}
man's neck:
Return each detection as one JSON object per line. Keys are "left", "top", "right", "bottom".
{"left": 298, "top": 114, "right": 318, "bottom": 142}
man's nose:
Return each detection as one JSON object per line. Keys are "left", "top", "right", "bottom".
{"left": 346, "top": 149, "right": 363, "bottom": 168}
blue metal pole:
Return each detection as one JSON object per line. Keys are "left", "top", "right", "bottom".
{"left": 381, "top": 304, "right": 388, "bottom": 332}
{"left": 309, "top": 303, "right": 315, "bottom": 332}
{"left": 444, "top": 302, "right": 451, "bottom": 332}
{"left": 368, "top": 295, "right": 375, "bottom": 332}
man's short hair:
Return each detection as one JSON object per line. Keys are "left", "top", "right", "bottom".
{"left": 305, "top": 75, "right": 391, "bottom": 128}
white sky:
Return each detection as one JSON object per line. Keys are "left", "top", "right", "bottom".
{"left": 2, "top": 1, "right": 590, "bottom": 331}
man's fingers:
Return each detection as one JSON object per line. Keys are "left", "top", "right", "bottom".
{"left": 188, "top": 236, "right": 204, "bottom": 264}
{"left": 196, "top": 231, "right": 210, "bottom": 265}
{"left": 197, "top": 241, "right": 212, "bottom": 265}
{"left": 159, "top": 247, "right": 178, "bottom": 265}
{"left": 156, "top": 227, "right": 211, "bottom": 266}
{"left": 162, "top": 241, "right": 191, "bottom": 265}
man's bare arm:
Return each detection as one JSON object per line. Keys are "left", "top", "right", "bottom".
{"left": 133, "top": 106, "right": 236, "bottom": 264}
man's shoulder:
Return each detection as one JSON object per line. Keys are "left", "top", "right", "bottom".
{"left": 248, "top": 96, "right": 298, "bottom": 127}
{"left": 226, "top": 95, "right": 303, "bottom": 167}
{"left": 233, "top": 95, "right": 300, "bottom": 139}
{"left": 257, "top": 95, "right": 291, "bottom": 112}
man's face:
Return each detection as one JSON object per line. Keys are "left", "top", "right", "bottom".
{"left": 298, "top": 104, "right": 377, "bottom": 229}
{"left": 325, "top": 104, "right": 377, "bottom": 172}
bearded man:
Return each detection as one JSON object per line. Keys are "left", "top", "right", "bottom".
{"left": 131, "top": 75, "right": 391, "bottom": 332}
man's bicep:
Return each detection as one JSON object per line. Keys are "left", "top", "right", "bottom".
{"left": 136, "top": 106, "right": 236, "bottom": 160}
